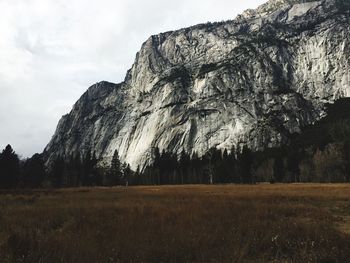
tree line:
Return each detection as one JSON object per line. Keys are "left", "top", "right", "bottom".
{"left": 2, "top": 140, "right": 349, "bottom": 190}
{"left": 137, "top": 146, "right": 255, "bottom": 185}
{"left": 0, "top": 143, "right": 265, "bottom": 189}
{"left": 0, "top": 145, "right": 133, "bottom": 189}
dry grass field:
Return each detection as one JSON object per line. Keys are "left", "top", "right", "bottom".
{"left": 0, "top": 184, "right": 350, "bottom": 263}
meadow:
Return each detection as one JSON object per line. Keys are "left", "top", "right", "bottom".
{"left": 0, "top": 184, "right": 350, "bottom": 262}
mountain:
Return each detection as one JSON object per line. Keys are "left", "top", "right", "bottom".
{"left": 44, "top": 0, "right": 350, "bottom": 170}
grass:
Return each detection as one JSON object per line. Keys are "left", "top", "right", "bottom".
{"left": 0, "top": 184, "right": 350, "bottom": 262}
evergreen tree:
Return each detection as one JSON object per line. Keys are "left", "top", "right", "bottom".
{"left": 228, "top": 146, "right": 238, "bottom": 183}
{"left": 109, "top": 149, "right": 123, "bottom": 185}
{"left": 82, "top": 151, "right": 92, "bottom": 186}
{"left": 132, "top": 166, "right": 141, "bottom": 185}
{"left": 74, "top": 154, "right": 83, "bottom": 186}
{"left": 65, "top": 154, "right": 75, "bottom": 186}
{"left": 344, "top": 142, "right": 350, "bottom": 182}
{"left": 202, "top": 150, "right": 213, "bottom": 184}
{"left": 123, "top": 163, "right": 132, "bottom": 185}
{"left": 286, "top": 148, "right": 301, "bottom": 183}
{"left": 191, "top": 152, "right": 202, "bottom": 184}
{"left": 180, "top": 150, "right": 190, "bottom": 184}
{"left": 0, "top": 145, "right": 20, "bottom": 189}
{"left": 153, "top": 147, "right": 161, "bottom": 185}
{"left": 211, "top": 148, "right": 224, "bottom": 183}
{"left": 221, "top": 149, "right": 231, "bottom": 183}
{"left": 22, "top": 153, "right": 45, "bottom": 188}
{"left": 51, "top": 156, "right": 65, "bottom": 188}
{"left": 92, "top": 152, "right": 102, "bottom": 185}
{"left": 273, "top": 156, "right": 285, "bottom": 182}
{"left": 238, "top": 146, "right": 253, "bottom": 184}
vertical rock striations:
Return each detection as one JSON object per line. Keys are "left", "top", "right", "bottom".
{"left": 44, "top": 0, "right": 350, "bottom": 170}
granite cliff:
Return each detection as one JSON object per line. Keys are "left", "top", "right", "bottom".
{"left": 44, "top": 0, "right": 350, "bottom": 170}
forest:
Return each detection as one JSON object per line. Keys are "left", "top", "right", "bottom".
{"left": 1, "top": 99, "right": 350, "bottom": 189}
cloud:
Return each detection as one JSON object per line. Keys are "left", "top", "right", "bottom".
{"left": 0, "top": 0, "right": 266, "bottom": 157}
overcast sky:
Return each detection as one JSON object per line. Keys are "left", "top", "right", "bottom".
{"left": 0, "top": 0, "right": 265, "bottom": 158}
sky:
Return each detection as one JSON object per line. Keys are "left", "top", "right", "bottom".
{"left": 0, "top": 0, "right": 266, "bottom": 158}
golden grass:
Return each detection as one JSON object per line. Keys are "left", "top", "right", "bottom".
{"left": 0, "top": 184, "right": 350, "bottom": 262}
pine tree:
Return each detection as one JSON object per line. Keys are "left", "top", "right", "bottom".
{"left": 0, "top": 145, "right": 20, "bottom": 189}
{"left": 221, "top": 149, "right": 230, "bottom": 183}
{"left": 238, "top": 146, "right": 253, "bottom": 184}
{"left": 91, "top": 152, "right": 101, "bottom": 186}
{"left": 132, "top": 166, "right": 141, "bottom": 185}
{"left": 211, "top": 148, "right": 224, "bottom": 183}
{"left": 153, "top": 147, "right": 161, "bottom": 185}
{"left": 273, "top": 156, "right": 285, "bottom": 182}
{"left": 287, "top": 148, "right": 300, "bottom": 183}
{"left": 191, "top": 152, "right": 202, "bottom": 184}
{"left": 123, "top": 163, "right": 132, "bottom": 185}
{"left": 109, "top": 149, "right": 123, "bottom": 185}
{"left": 228, "top": 146, "right": 238, "bottom": 183}
{"left": 51, "top": 156, "right": 65, "bottom": 188}
{"left": 22, "top": 153, "right": 45, "bottom": 188}
{"left": 73, "top": 154, "right": 83, "bottom": 186}
{"left": 202, "top": 150, "right": 213, "bottom": 184}
{"left": 180, "top": 150, "right": 190, "bottom": 184}
{"left": 82, "top": 151, "right": 92, "bottom": 186}
{"left": 344, "top": 142, "right": 350, "bottom": 182}
{"left": 65, "top": 154, "right": 75, "bottom": 186}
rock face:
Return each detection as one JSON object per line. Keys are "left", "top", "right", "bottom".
{"left": 44, "top": 0, "right": 350, "bottom": 170}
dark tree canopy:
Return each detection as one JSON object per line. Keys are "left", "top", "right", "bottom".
{"left": 0, "top": 144, "right": 20, "bottom": 189}
{"left": 108, "top": 149, "right": 124, "bottom": 185}
{"left": 22, "top": 153, "right": 45, "bottom": 188}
